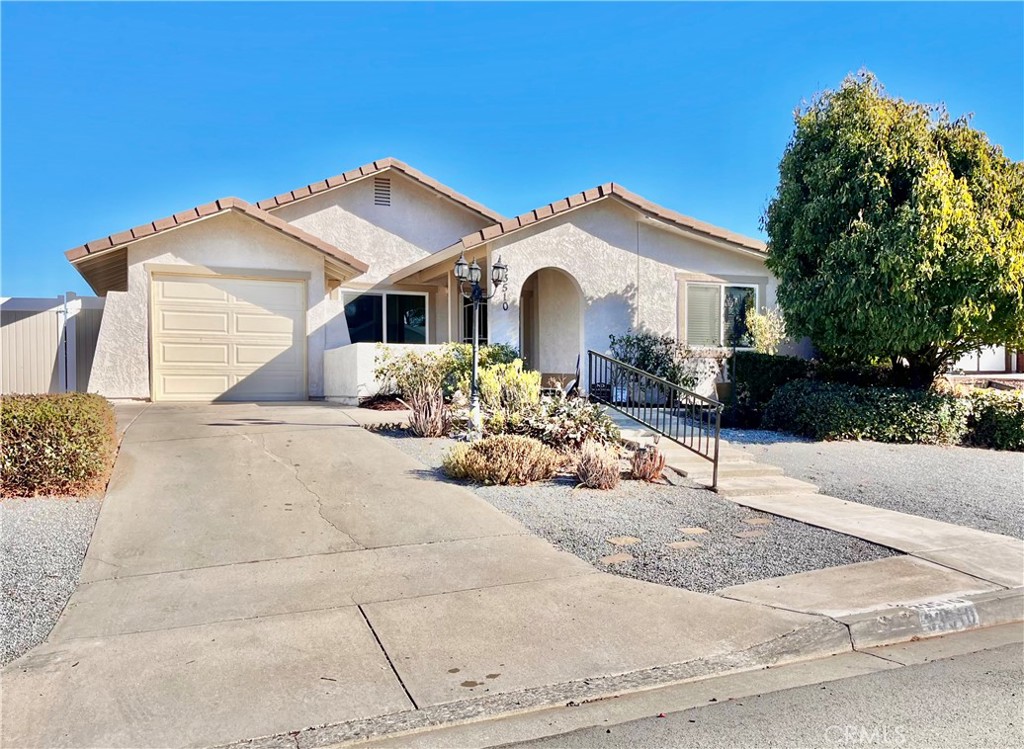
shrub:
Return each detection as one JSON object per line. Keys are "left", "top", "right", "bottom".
{"left": 374, "top": 346, "right": 455, "bottom": 397}
{"left": 967, "top": 389, "right": 1024, "bottom": 451}
{"left": 745, "top": 307, "right": 788, "bottom": 355}
{"left": 814, "top": 358, "right": 900, "bottom": 388}
{"left": 441, "top": 435, "right": 562, "bottom": 485}
{"left": 406, "top": 383, "right": 450, "bottom": 437}
{"left": 729, "top": 351, "right": 811, "bottom": 427}
{"left": 518, "top": 397, "right": 620, "bottom": 450}
{"left": 763, "top": 380, "right": 970, "bottom": 444}
{"left": 446, "top": 342, "right": 520, "bottom": 396}
{"left": 608, "top": 331, "right": 698, "bottom": 389}
{"left": 465, "top": 360, "right": 541, "bottom": 413}
{"left": 1, "top": 393, "right": 117, "bottom": 496}
{"left": 630, "top": 445, "right": 666, "bottom": 482}
{"left": 575, "top": 440, "right": 622, "bottom": 490}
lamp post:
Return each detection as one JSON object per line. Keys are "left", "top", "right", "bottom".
{"left": 454, "top": 253, "right": 508, "bottom": 433}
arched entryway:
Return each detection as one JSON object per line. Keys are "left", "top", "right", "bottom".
{"left": 519, "top": 267, "right": 584, "bottom": 387}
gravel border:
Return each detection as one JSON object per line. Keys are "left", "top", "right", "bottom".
{"left": 377, "top": 430, "right": 896, "bottom": 593}
{"left": 726, "top": 430, "right": 1023, "bottom": 539}
{"left": 1, "top": 497, "right": 101, "bottom": 666}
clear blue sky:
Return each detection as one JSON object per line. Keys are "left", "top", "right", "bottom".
{"left": 2, "top": 1, "right": 1022, "bottom": 297}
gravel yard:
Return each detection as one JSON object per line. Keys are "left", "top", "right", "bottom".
{"left": 724, "top": 429, "right": 1024, "bottom": 539}
{"left": 1, "top": 497, "right": 100, "bottom": 666}
{"left": 378, "top": 430, "right": 896, "bottom": 594}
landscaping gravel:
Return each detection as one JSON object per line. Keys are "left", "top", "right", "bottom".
{"left": 725, "top": 431, "right": 1024, "bottom": 539}
{"left": 377, "top": 431, "right": 896, "bottom": 594}
{"left": 1, "top": 497, "right": 101, "bottom": 666}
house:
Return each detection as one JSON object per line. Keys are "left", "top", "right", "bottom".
{"left": 67, "top": 157, "right": 786, "bottom": 403}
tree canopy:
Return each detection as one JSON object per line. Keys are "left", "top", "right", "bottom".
{"left": 763, "top": 71, "right": 1024, "bottom": 386}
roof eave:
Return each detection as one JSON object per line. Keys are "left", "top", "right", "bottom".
{"left": 256, "top": 157, "right": 506, "bottom": 224}
{"left": 66, "top": 199, "right": 369, "bottom": 291}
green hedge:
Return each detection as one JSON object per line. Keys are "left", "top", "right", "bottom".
{"left": 763, "top": 380, "right": 971, "bottom": 445}
{"left": 1, "top": 393, "right": 117, "bottom": 496}
{"left": 729, "top": 351, "right": 811, "bottom": 426}
{"left": 967, "top": 389, "right": 1024, "bottom": 451}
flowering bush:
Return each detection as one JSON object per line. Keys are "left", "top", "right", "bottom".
{"left": 745, "top": 307, "right": 788, "bottom": 355}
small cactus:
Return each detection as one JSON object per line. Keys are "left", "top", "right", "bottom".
{"left": 630, "top": 445, "right": 666, "bottom": 482}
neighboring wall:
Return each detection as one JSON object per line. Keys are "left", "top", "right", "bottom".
{"left": 89, "top": 212, "right": 331, "bottom": 399}
{"left": 272, "top": 172, "right": 494, "bottom": 284}
{"left": 1, "top": 295, "right": 104, "bottom": 395}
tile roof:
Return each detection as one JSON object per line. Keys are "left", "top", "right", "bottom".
{"left": 457, "top": 183, "right": 767, "bottom": 254}
{"left": 64, "top": 197, "right": 369, "bottom": 275}
{"left": 254, "top": 157, "right": 505, "bottom": 223}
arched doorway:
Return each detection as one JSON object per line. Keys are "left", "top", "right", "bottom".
{"left": 519, "top": 267, "right": 584, "bottom": 387}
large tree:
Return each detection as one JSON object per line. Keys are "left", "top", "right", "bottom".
{"left": 764, "top": 71, "right": 1024, "bottom": 386}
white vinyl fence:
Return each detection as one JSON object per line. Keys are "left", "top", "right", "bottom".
{"left": 1, "top": 293, "right": 105, "bottom": 395}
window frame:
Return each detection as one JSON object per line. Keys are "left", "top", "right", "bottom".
{"left": 340, "top": 289, "right": 430, "bottom": 345}
{"left": 685, "top": 281, "right": 759, "bottom": 349}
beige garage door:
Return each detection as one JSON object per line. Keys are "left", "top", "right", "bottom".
{"left": 151, "top": 274, "right": 306, "bottom": 401}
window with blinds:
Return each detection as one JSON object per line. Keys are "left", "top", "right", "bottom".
{"left": 686, "top": 284, "right": 722, "bottom": 346}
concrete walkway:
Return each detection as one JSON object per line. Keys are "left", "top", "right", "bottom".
{"left": 611, "top": 407, "right": 1023, "bottom": 648}
{"left": 1, "top": 403, "right": 850, "bottom": 749}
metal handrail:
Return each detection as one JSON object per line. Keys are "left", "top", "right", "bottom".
{"left": 587, "top": 350, "right": 724, "bottom": 489}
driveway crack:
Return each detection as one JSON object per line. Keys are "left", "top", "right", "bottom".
{"left": 238, "top": 433, "right": 348, "bottom": 538}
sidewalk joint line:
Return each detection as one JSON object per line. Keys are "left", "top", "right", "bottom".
{"left": 853, "top": 647, "right": 906, "bottom": 666}
{"left": 358, "top": 604, "right": 419, "bottom": 710}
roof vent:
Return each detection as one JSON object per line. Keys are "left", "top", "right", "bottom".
{"left": 373, "top": 177, "right": 391, "bottom": 206}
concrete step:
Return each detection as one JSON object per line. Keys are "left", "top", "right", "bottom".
{"left": 711, "top": 475, "right": 820, "bottom": 497}
{"left": 659, "top": 446, "right": 748, "bottom": 465}
{"left": 672, "top": 460, "right": 784, "bottom": 480}
{"left": 619, "top": 430, "right": 732, "bottom": 451}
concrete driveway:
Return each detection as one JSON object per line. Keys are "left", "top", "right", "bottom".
{"left": 2, "top": 403, "right": 847, "bottom": 748}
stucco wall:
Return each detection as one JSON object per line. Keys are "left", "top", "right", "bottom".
{"left": 324, "top": 342, "right": 445, "bottom": 404}
{"left": 485, "top": 199, "right": 775, "bottom": 388}
{"left": 90, "top": 212, "right": 333, "bottom": 400}
{"left": 272, "top": 172, "right": 494, "bottom": 284}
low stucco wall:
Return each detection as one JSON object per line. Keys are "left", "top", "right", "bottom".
{"left": 323, "top": 342, "right": 446, "bottom": 404}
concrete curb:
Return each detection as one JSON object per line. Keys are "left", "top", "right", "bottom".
{"left": 842, "top": 586, "right": 1024, "bottom": 650}
{"left": 212, "top": 618, "right": 851, "bottom": 749}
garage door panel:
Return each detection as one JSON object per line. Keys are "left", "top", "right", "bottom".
{"left": 156, "top": 342, "right": 230, "bottom": 366}
{"left": 158, "top": 373, "right": 233, "bottom": 398}
{"left": 233, "top": 312, "right": 297, "bottom": 336}
{"left": 155, "top": 278, "right": 231, "bottom": 303}
{"left": 228, "top": 371, "right": 306, "bottom": 399}
{"left": 157, "top": 310, "right": 231, "bottom": 336}
{"left": 228, "top": 280, "right": 305, "bottom": 310}
{"left": 233, "top": 343, "right": 302, "bottom": 367}
{"left": 151, "top": 274, "right": 306, "bottom": 402}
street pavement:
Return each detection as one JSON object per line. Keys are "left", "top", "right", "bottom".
{"left": 503, "top": 638, "right": 1024, "bottom": 749}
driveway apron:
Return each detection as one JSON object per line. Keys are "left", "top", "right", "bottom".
{"left": 1, "top": 403, "right": 844, "bottom": 749}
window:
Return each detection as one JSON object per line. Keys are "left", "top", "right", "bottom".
{"left": 723, "top": 285, "right": 756, "bottom": 347}
{"left": 686, "top": 283, "right": 758, "bottom": 347}
{"left": 461, "top": 297, "right": 488, "bottom": 344}
{"left": 344, "top": 294, "right": 383, "bottom": 343}
{"left": 343, "top": 292, "right": 427, "bottom": 344}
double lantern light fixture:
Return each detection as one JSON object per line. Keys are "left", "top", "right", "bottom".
{"left": 453, "top": 253, "right": 509, "bottom": 432}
